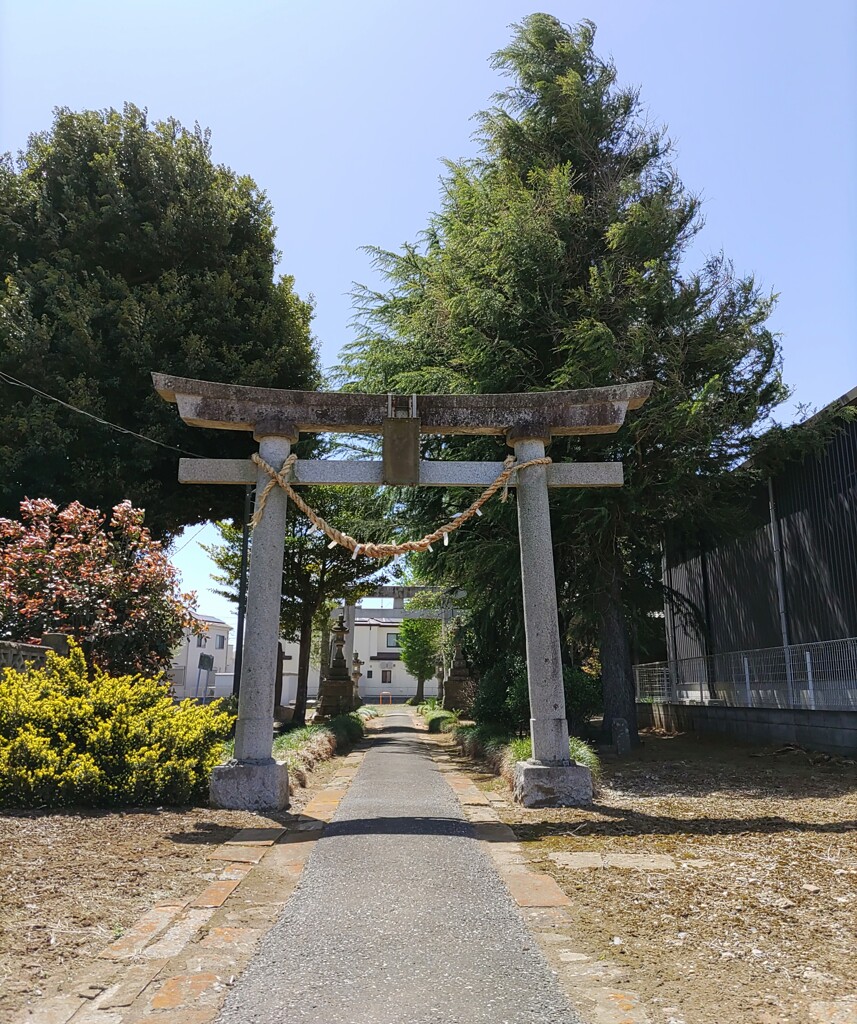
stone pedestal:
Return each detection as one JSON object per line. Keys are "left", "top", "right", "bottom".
{"left": 612, "top": 717, "right": 631, "bottom": 757}
{"left": 442, "top": 643, "right": 471, "bottom": 711}
{"left": 210, "top": 759, "right": 290, "bottom": 810}
{"left": 512, "top": 760, "right": 593, "bottom": 808}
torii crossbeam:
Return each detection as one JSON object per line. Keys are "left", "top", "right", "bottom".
{"left": 154, "top": 373, "right": 651, "bottom": 809}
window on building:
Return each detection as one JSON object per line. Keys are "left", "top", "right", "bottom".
{"left": 196, "top": 635, "right": 205, "bottom": 648}
{"left": 386, "top": 632, "right": 401, "bottom": 648}
{"left": 381, "top": 669, "right": 392, "bottom": 685}
{"left": 215, "top": 634, "right": 226, "bottom": 650}
{"left": 366, "top": 670, "right": 373, "bottom": 679}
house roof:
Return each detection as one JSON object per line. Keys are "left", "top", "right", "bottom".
{"left": 193, "top": 613, "right": 231, "bottom": 630}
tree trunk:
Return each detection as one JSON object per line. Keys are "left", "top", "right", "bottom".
{"left": 414, "top": 676, "right": 425, "bottom": 703}
{"left": 597, "top": 568, "right": 639, "bottom": 745}
{"left": 316, "top": 618, "right": 330, "bottom": 703}
{"left": 292, "top": 607, "right": 315, "bottom": 727}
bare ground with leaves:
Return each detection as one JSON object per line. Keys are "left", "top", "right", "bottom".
{"left": 456, "top": 729, "right": 857, "bottom": 1024}
{"left": 0, "top": 755, "right": 341, "bottom": 1021}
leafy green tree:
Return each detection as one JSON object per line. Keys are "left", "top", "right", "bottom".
{"left": 399, "top": 615, "right": 441, "bottom": 704}
{"left": 339, "top": 16, "right": 799, "bottom": 740}
{"left": 206, "top": 486, "right": 389, "bottom": 724}
{"left": 0, "top": 104, "right": 318, "bottom": 537}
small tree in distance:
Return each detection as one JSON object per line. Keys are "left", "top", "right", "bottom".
{"left": 0, "top": 498, "right": 196, "bottom": 674}
{"left": 399, "top": 615, "right": 441, "bottom": 704}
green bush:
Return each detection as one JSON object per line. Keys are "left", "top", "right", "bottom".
{"left": 563, "top": 667, "right": 603, "bottom": 735}
{"left": 452, "top": 722, "right": 602, "bottom": 789}
{"left": 471, "top": 653, "right": 603, "bottom": 737}
{"left": 423, "top": 708, "right": 458, "bottom": 733}
{"left": 327, "top": 712, "right": 365, "bottom": 746}
{"left": 0, "top": 644, "right": 234, "bottom": 807}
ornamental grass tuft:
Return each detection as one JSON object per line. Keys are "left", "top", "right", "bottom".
{"left": 451, "top": 723, "right": 602, "bottom": 790}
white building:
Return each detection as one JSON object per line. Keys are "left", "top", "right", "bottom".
{"left": 305, "top": 612, "right": 438, "bottom": 705}
{"left": 168, "top": 613, "right": 233, "bottom": 700}
{"left": 168, "top": 608, "right": 439, "bottom": 707}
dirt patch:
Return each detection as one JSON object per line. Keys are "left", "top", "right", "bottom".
{"left": 0, "top": 753, "right": 342, "bottom": 1021}
{"left": 458, "top": 729, "right": 857, "bottom": 1024}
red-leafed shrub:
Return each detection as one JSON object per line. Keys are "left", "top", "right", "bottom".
{"left": 0, "top": 498, "right": 195, "bottom": 673}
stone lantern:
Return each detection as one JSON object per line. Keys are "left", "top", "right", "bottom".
{"left": 351, "top": 651, "right": 364, "bottom": 708}
{"left": 316, "top": 614, "right": 354, "bottom": 718}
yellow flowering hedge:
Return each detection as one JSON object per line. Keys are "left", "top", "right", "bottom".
{"left": 0, "top": 643, "right": 235, "bottom": 807}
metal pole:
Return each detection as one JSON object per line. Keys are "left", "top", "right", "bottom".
{"left": 232, "top": 484, "right": 253, "bottom": 698}
{"left": 743, "top": 656, "right": 752, "bottom": 708}
{"left": 768, "top": 478, "right": 794, "bottom": 703}
{"left": 805, "top": 650, "right": 816, "bottom": 710}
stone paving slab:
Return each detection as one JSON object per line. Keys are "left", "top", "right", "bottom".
{"left": 97, "top": 904, "right": 185, "bottom": 961}
{"left": 547, "top": 851, "right": 676, "bottom": 870}
{"left": 13, "top": 747, "right": 371, "bottom": 1024}
{"left": 215, "top": 711, "right": 585, "bottom": 1024}
{"left": 190, "top": 879, "right": 242, "bottom": 907}
{"left": 226, "top": 827, "right": 285, "bottom": 846}
{"left": 206, "top": 844, "right": 267, "bottom": 863}
{"left": 427, "top": 738, "right": 652, "bottom": 1024}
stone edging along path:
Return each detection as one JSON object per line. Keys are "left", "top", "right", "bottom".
{"left": 411, "top": 724, "right": 653, "bottom": 1024}
{"left": 15, "top": 743, "right": 370, "bottom": 1024}
{"left": 19, "top": 712, "right": 650, "bottom": 1024}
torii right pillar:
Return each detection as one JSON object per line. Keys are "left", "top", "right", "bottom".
{"left": 510, "top": 432, "right": 591, "bottom": 807}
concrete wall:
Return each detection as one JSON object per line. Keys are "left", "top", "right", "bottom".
{"left": 637, "top": 702, "right": 857, "bottom": 758}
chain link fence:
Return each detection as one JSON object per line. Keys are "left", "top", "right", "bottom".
{"left": 634, "top": 636, "right": 857, "bottom": 711}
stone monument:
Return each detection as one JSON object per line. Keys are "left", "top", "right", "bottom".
{"left": 443, "top": 644, "right": 471, "bottom": 712}
{"left": 351, "top": 651, "right": 364, "bottom": 708}
{"left": 316, "top": 615, "right": 355, "bottom": 719}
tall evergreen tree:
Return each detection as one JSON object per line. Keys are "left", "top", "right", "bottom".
{"left": 0, "top": 104, "right": 319, "bottom": 536}
{"left": 339, "top": 16, "right": 791, "bottom": 738}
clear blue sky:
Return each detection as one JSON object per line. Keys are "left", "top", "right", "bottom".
{"left": 2, "top": 1, "right": 855, "bottom": 625}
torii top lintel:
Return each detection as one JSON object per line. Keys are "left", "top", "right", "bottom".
{"left": 152, "top": 373, "right": 652, "bottom": 439}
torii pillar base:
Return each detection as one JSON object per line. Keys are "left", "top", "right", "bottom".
{"left": 512, "top": 760, "right": 593, "bottom": 808}
{"left": 210, "top": 758, "right": 290, "bottom": 811}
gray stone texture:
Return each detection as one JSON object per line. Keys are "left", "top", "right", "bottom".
{"left": 209, "top": 759, "right": 290, "bottom": 811}
{"left": 178, "top": 456, "right": 624, "bottom": 488}
{"left": 215, "top": 712, "right": 582, "bottom": 1024}
{"left": 233, "top": 434, "right": 292, "bottom": 764}
{"left": 316, "top": 615, "right": 357, "bottom": 718}
{"left": 612, "top": 717, "right": 631, "bottom": 756}
{"left": 442, "top": 643, "right": 472, "bottom": 712}
{"left": 154, "top": 371, "right": 651, "bottom": 436}
{"left": 513, "top": 437, "right": 572, "bottom": 766}
{"left": 513, "top": 760, "right": 594, "bottom": 808}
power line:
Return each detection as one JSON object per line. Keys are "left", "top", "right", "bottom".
{"left": 0, "top": 369, "right": 206, "bottom": 459}
{"left": 171, "top": 521, "right": 211, "bottom": 556}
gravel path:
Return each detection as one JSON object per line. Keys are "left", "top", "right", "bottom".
{"left": 216, "top": 711, "right": 583, "bottom": 1024}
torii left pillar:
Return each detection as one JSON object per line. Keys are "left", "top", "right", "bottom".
{"left": 209, "top": 429, "right": 295, "bottom": 810}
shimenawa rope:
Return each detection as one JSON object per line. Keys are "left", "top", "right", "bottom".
{"left": 249, "top": 452, "right": 552, "bottom": 560}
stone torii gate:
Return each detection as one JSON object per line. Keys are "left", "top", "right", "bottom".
{"left": 153, "top": 373, "right": 651, "bottom": 810}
